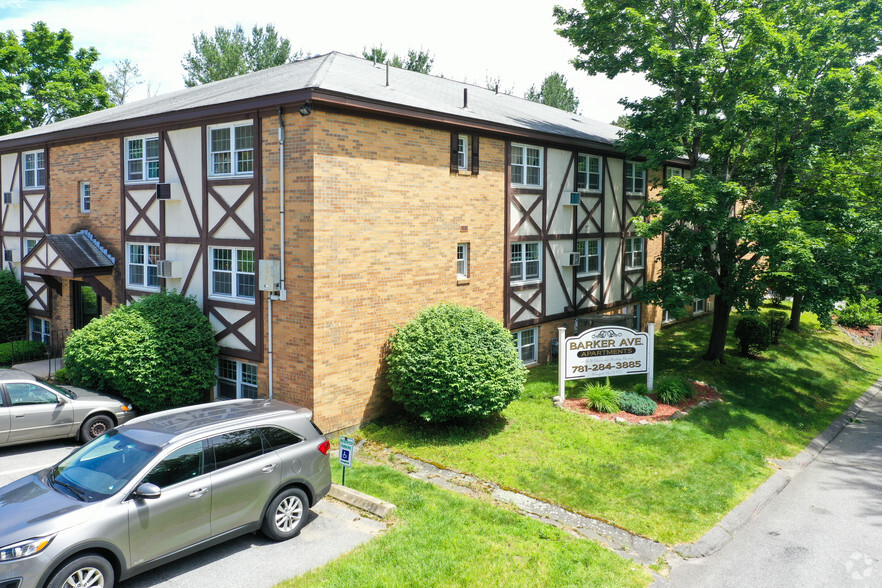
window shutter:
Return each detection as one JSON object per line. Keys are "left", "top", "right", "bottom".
{"left": 450, "top": 133, "right": 459, "bottom": 173}
{"left": 471, "top": 135, "right": 480, "bottom": 175}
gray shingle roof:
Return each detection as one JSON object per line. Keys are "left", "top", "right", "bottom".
{"left": 0, "top": 52, "right": 623, "bottom": 148}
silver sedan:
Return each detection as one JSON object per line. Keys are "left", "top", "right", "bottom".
{"left": 0, "top": 379, "right": 134, "bottom": 447}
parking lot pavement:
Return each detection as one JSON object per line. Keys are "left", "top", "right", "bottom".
{"left": 0, "top": 442, "right": 388, "bottom": 587}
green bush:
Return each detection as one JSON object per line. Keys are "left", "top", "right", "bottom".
{"left": 654, "top": 375, "right": 693, "bottom": 405}
{"left": 0, "top": 340, "right": 46, "bottom": 366}
{"left": 580, "top": 378, "right": 622, "bottom": 413}
{"left": 633, "top": 383, "right": 651, "bottom": 396}
{"left": 0, "top": 270, "right": 27, "bottom": 341}
{"left": 386, "top": 303, "right": 527, "bottom": 422}
{"left": 734, "top": 316, "right": 771, "bottom": 357}
{"left": 618, "top": 391, "right": 657, "bottom": 416}
{"left": 52, "top": 367, "right": 71, "bottom": 384}
{"left": 836, "top": 295, "right": 882, "bottom": 329}
{"left": 64, "top": 291, "right": 218, "bottom": 412}
{"left": 767, "top": 310, "right": 788, "bottom": 344}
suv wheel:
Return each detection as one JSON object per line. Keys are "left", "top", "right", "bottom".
{"left": 262, "top": 487, "right": 309, "bottom": 540}
{"left": 47, "top": 553, "right": 114, "bottom": 588}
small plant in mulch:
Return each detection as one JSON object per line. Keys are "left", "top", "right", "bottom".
{"left": 579, "top": 378, "right": 622, "bottom": 413}
{"left": 654, "top": 375, "right": 694, "bottom": 405}
{"left": 563, "top": 379, "right": 722, "bottom": 424}
{"left": 618, "top": 392, "right": 657, "bottom": 416}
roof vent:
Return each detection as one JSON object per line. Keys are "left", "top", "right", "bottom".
{"left": 386, "top": 63, "right": 390, "bottom": 87}
{"left": 463, "top": 88, "right": 468, "bottom": 109}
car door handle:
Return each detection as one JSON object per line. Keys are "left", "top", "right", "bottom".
{"left": 188, "top": 488, "right": 208, "bottom": 498}
{"left": 261, "top": 463, "right": 278, "bottom": 473}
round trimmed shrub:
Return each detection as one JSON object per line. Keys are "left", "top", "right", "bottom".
{"left": 734, "top": 316, "right": 771, "bottom": 357}
{"left": 836, "top": 295, "right": 882, "bottom": 329}
{"left": 386, "top": 303, "right": 527, "bottom": 422}
{"left": 64, "top": 291, "right": 218, "bottom": 412}
{"left": 618, "top": 391, "right": 657, "bottom": 416}
{"left": 0, "top": 269, "right": 27, "bottom": 341}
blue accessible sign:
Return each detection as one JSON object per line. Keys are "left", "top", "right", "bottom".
{"left": 339, "top": 436, "right": 354, "bottom": 468}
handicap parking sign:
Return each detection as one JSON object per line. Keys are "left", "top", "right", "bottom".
{"left": 339, "top": 437, "right": 354, "bottom": 467}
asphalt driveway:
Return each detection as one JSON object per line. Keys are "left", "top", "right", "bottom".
{"left": 0, "top": 439, "right": 387, "bottom": 587}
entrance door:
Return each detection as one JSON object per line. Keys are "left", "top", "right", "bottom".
{"left": 72, "top": 282, "right": 101, "bottom": 329}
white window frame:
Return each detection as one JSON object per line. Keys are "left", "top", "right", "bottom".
{"left": 457, "top": 135, "right": 469, "bottom": 171}
{"left": 511, "top": 143, "right": 543, "bottom": 188}
{"left": 23, "top": 150, "right": 45, "bottom": 189}
{"left": 624, "top": 237, "right": 644, "bottom": 269}
{"left": 30, "top": 317, "right": 50, "bottom": 345}
{"left": 125, "top": 135, "right": 160, "bottom": 183}
{"left": 662, "top": 309, "right": 674, "bottom": 323}
{"left": 510, "top": 242, "right": 541, "bottom": 285}
{"left": 80, "top": 182, "right": 91, "bottom": 213}
{"left": 209, "top": 247, "right": 256, "bottom": 301}
{"left": 126, "top": 243, "right": 161, "bottom": 290}
{"left": 457, "top": 242, "right": 469, "bottom": 279}
{"left": 513, "top": 328, "right": 538, "bottom": 365}
{"left": 694, "top": 297, "right": 707, "bottom": 314}
{"left": 577, "top": 154, "right": 602, "bottom": 193}
{"left": 666, "top": 167, "right": 684, "bottom": 179}
{"left": 577, "top": 239, "right": 601, "bottom": 276}
{"left": 24, "top": 238, "right": 38, "bottom": 254}
{"left": 208, "top": 121, "right": 254, "bottom": 178}
{"left": 625, "top": 161, "right": 646, "bottom": 196}
{"left": 216, "top": 358, "right": 258, "bottom": 399}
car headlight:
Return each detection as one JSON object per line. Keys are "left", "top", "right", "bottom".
{"left": 0, "top": 535, "right": 55, "bottom": 561}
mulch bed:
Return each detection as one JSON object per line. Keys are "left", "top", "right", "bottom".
{"left": 563, "top": 380, "right": 722, "bottom": 424}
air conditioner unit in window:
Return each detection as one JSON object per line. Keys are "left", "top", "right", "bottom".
{"left": 2, "top": 191, "right": 18, "bottom": 205}
{"left": 563, "top": 252, "right": 581, "bottom": 267}
{"left": 156, "top": 183, "right": 172, "bottom": 200}
{"left": 156, "top": 260, "right": 179, "bottom": 278}
{"left": 2, "top": 249, "right": 20, "bottom": 263}
{"left": 564, "top": 192, "right": 580, "bottom": 207}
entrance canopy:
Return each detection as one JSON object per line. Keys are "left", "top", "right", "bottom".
{"left": 21, "top": 230, "right": 115, "bottom": 278}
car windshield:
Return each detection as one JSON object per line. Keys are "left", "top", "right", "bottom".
{"left": 51, "top": 429, "right": 159, "bottom": 502}
{"left": 41, "top": 381, "right": 76, "bottom": 399}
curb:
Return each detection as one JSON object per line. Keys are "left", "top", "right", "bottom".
{"left": 672, "top": 375, "right": 882, "bottom": 559}
{"left": 328, "top": 483, "right": 397, "bottom": 519}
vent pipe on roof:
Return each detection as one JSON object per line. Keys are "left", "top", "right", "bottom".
{"left": 495, "top": 84, "right": 499, "bottom": 94}
{"left": 386, "top": 63, "right": 390, "bottom": 87}
{"left": 463, "top": 88, "right": 468, "bottom": 109}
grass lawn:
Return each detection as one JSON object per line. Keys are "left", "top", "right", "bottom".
{"left": 359, "top": 308, "right": 882, "bottom": 545}
{"left": 287, "top": 462, "right": 651, "bottom": 588}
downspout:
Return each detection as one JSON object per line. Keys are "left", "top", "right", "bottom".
{"left": 268, "top": 107, "right": 287, "bottom": 399}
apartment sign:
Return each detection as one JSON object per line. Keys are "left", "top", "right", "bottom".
{"left": 563, "top": 326, "right": 650, "bottom": 380}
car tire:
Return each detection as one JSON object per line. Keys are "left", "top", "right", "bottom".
{"left": 80, "top": 414, "right": 114, "bottom": 442}
{"left": 47, "top": 553, "right": 114, "bottom": 588}
{"left": 261, "top": 487, "right": 309, "bottom": 541}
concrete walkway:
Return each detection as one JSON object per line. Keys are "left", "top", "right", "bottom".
{"left": 11, "top": 357, "right": 64, "bottom": 380}
{"left": 661, "top": 376, "right": 882, "bottom": 586}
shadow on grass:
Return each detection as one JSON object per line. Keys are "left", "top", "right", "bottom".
{"left": 364, "top": 412, "right": 509, "bottom": 446}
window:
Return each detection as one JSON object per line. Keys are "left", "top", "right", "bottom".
{"left": 625, "top": 161, "right": 645, "bottom": 195}
{"left": 30, "top": 317, "right": 50, "bottom": 344}
{"left": 624, "top": 238, "right": 644, "bottom": 269}
{"left": 209, "top": 123, "right": 254, "bottom": 177}
{"left": 666, "top": 167, "right": 684, "bottom": 179}
{"left": 577, "top": 239, "right": 601, "bottom": 275}
{"left": 513, "top": 328, "right": 537, "bottom": 364}
{"left": 210, "top": 248, "right": 255, "bottom": 300}
{"left": 457, "top": 135, "right": 468, "bottom": 170}
{"left": 217, "top": 358, "right": 258, "bottom": 399}
{"left": 212, "top": 429, "right": 264, "bottom": 470}
{"left": 457, "top": 243, "right": 469, "bottom": 279}
{"left": 126, "top": 136, "right": 160, "bottom": 182}
{"left": 7, "top": 382, "right": 57, "bottom": 406}
{"left": 576, "top": 154, "right": 602, "bottom": 192}
{"left": 663, "top": 309, "right": 674, "bottom": 323}
{"left": 80, "top": 182, "right": 91, "bottom": 212}
{"left": 24, "top": 238, "right": 37, "bottom": 254}
{"left": 511, "top": 144, "right": 543, "bottom": 187}
{"left": 127, "top": 244, "right": 160, "bottom": 289}
{"left": 694, "top": 298, "right": 707, "bottom": 314}
{"left": 510, "top": 242, "right": 541, "bottom": 283}
{"left": 259, "top": 427, "right": 304, "bottom": 450}
{"left": 142, "top": 442, "right": 205, "bottom": 488}
{"left": 23, "top": 151, "right": 45, "bottom": 189}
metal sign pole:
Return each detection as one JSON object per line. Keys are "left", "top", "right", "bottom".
{"left": 647, "top": 323, "right": 655, "bottom": 392}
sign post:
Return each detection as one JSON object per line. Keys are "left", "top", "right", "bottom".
{"left": 339, "top": 436, "right": 354, "bottom": 486}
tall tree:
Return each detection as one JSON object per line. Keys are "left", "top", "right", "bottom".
{"left": 555, "top": 0, "right": 882, "bottom": 361}
{"left": 525, "top": 72, "right": 580, "bottom": 113}
{"left": 182, "top": 24, "right": 303, "bottom": 86}
{"left": 0, "top": 21, "right": 109, "bottom": 134}
{"left": 362, "top": 45, "right": 434, "bottom": 74}
{"left": 106, "top": 59, "right": 142, "bottom": 106}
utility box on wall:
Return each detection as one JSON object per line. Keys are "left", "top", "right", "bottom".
{"left": 259, "top": 259, "right": 281, "bottom": 292}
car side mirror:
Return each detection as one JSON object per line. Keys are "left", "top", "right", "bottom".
{"left": 56, "top": 395, "right": 70, "bottom": 404}
{"left": 133, "top": 483, "right": 161, "bottom": 500}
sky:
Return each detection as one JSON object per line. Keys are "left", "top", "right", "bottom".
{"left": 0, "top": 0, "right": 654, "bottom": 124}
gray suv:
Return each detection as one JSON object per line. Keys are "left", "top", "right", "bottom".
{"left": 0, "top": 399, "right": 332, "bottom": 588}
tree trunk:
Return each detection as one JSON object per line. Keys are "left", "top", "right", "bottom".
{"left": 703, "top": 302, "right": 732, "bottom": 362}
{"left": 788, "top": 292, "right": 802, "bottom": 332}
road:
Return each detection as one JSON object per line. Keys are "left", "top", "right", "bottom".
{"left": 668, "top": 387, "right": 882, "bottom": 587}
{"left": 0, "top": 440, "right": 386, "bottom": 587}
